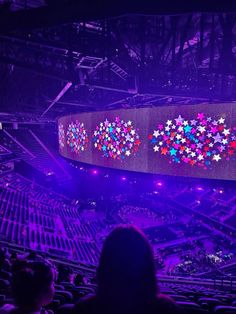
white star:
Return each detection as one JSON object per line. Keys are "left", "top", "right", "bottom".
{"left": 125, "top": 134, "right": 131, "bottom": 141}
{"left": 94, "top": 143, "right": 97, "bottom": 148}
{"left": 178, "top": 126, "right": 184, "bottom": 132}
{"left": 186, "top": 148, "right": 191, "bottom": 154}
{"left": 207, "top": 133, "right": 212, "bottom": 138}
{"left": 198, "top": 154, "right": 204, "bottom": 161}
{"left": 207, "top": 117, "right": 212, "bottom": 122}
{"left": 165, "top": 126, "right": 170, "bottom": 132}
{"left": 191, "top": 152, "right": 196, "bottom": 157}
{"left": 153, "top": 146, "right": 159, "bottom": 152}
{"left": 166, "top": 120, "right": 172, "bottom": 126}
{"left": 176, "top": 134, "right": 182, "bottom": 140}
{"left": 198, "top": 126, "right": 206, "bottom": 133}
{"left": 127, "top": 120, "right": 132, "bottom": 126}
{"left": 222, "top": 129, "right": 230, "bottom": 136}
{"left": 160, "top": 131, "right": 164, "bottom": 135}
{"left": 197, "top": 143, "right": 203, "bottom": 148}
{"left": 181, "top": 138, "right": 186, "bottom": 143}
{"left": 212, "top": 120, "right": 218, "bottom": 126}
{"left": 218, "top": 117, "right": 225, "bottom": 124}
{"left": 183, "top": 120, "right": 188, "bottom": 126}
{"left": 130, "top": 130, "right": 135, "bottom": 135}
{"left": 213, "top": 154, "right": 221, "bottom": 162}
{"left": 209, "top": 143, "right": 213, "bottom": 147}
{"left": 172, "top": 125, "right": 176, "bottom": 129}
{"left": 153, "top": 130, "right": 159, "bottom": 137}
{"left": 116, "top": 127, "right": 121, "bottom": 133}
{"left": 222, "top": 138, "right": 228, "bottom": 145}
{"left": 159, "top": 141, "right": 163, "bottom": 146}
{"left": 125, "top": 150, "right": 131, "bottom": 156}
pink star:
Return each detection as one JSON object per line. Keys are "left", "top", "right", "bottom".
{"left": 197, "top": 113, "right": 204, "bottom": 120}
{"left": 211, "top": 127, "right": 218, "bottom": 134}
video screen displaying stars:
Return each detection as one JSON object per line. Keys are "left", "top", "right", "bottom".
{"left": 66, "top": 121, "right": 89, "bottom": 154}
{"left": 58, "top": 103, "right": 236, "bottom": 180}
{"left": 93, "top": 117, "right": 141, "bottom": 160}
{"left": 149, "top": 113, "right": 236, "bottom": 169}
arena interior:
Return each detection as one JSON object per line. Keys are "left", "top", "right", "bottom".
{"left": 0, "top": 1, "right": 236, "bottom": 313}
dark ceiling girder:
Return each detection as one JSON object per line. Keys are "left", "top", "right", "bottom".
{"left": 0, "top": 0, "right": 236, "bottom": 33}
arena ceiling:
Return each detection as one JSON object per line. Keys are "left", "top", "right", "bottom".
{"left": 0, "top": 0, "right": 236, "bottom": 123}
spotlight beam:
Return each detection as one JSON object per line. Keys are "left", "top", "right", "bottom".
{"left": 40, "top": 81, "right": 72, "bottom": 118}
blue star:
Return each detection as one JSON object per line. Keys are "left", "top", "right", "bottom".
{"left": 170, "top": 148, "right": 177, "bottom": 156}
{"left": 151, "top": 138, "right": 157, "bottom": 144}
{"left": 184, "top": 125, "right": 192, "bottom": 133}
{"left": 207, "top": 152, "right": 211, "bottom": 156}
{"left": 102, "top": 145, "right": 107, "bottom": 151}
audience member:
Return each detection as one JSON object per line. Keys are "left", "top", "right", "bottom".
{"left": 0, "top": 261, "right": 55, "bottom": 314}
{"left": 73, "top": 225, "right": 182, "bottom": 314}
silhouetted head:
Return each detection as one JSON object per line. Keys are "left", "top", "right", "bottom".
{"left": 97, "top": 225, "right": 157, "bottom": 306}
{"left": 12, "top": 261, "right": 55, "bottom": 311}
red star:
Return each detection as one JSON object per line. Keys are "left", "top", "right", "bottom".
{"left": 161, "top": 147, "right": 168, "bottom": 155}
{"left": 230, "top": 141, "right": 236, "bottom": 149}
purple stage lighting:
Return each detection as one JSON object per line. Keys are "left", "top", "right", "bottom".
{"left": 91, "top": 169, "right": 98, "bottom": 175}
{"left": 121, "top": 176, "right": 127, "bottom": 181}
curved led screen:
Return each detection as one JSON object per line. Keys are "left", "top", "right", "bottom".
{"left": 58, "top": 103, "right": 236, "bottom": 180}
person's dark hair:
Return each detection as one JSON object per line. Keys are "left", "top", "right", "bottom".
{"left": 97, "top": 225, "right": 157, "bottom": 306}
{"left": 12, "top": 261, "right": 55, "bottom": 309}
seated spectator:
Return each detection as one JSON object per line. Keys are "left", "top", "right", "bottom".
{"left": 74, "top": 273, "right": 84, "bottom": 286}
{"left": 0, "top": 248, "right": 10, "bottom": 272}
{"left": 73, "top": 225, "right": 182, "bottom": 314}
{"left": 57, "top": 265, "right": 72, "bottom": 283}
{"left": 0, "top": 261, "right": 56, "bottom": 314}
